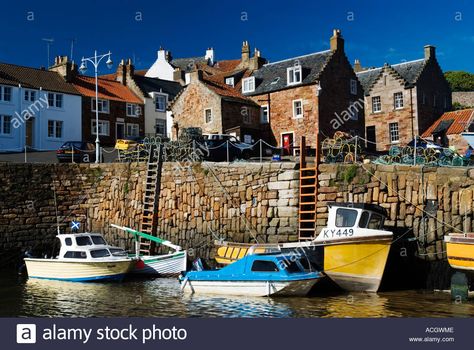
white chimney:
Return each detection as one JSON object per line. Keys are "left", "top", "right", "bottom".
{"left": 157, "top": 48, "right": 168, "bottom": 61}
{"left": 205, "top": 47, "right": 214, "bottom": 65}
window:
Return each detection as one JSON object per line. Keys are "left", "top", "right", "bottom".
{"left": 293, "top": 99, "right": 303, "bottom": 119}
{"left": 359, "top": 211, "right": 370, "bottom": 228}
{"left": 372, "top": 96, "right": 381, "bottom": 113}
{"left": 422, "top": 93, "right": 426, "bottom": 105}
{"left": 90, "top": 249, "right": 111, "bottom": 258}
{"left": 91, "top": 120, "right": 110, "bottom": 136}
{"left": 243, "top": 109, "right": 251, "bottom": 124}
{"left": 0, "top": 115, "right": 11, "bottom": 135}
{"left": 433, "top": 95, "right": 437, "bottom": 107}
{"left": 287, "top": 65, "right": 302, "bottom": 85}
{"left": 394, "top": 92, "right": 404, "bottom": 109}
{"left": 76, "top": 236, "right": 92, "bottom": 246}
{"left": 155, "top": 119, "right": 166, "bottom": 136}
{"left": 127, "top": 103, "right": 140, "bottom": 117}
{"left": 349, "top": 101, "right": 359, "bottom": 120}
{"left": 285, "top": 261, "right": 303, "bottom": 273}
{"left": 47, "top": 120, "right": 63, "bottom": 138}
{"left": 155, "top": 94, "right": 167, "bottom": 112}
{"left": 389, "top": 122, "right": 399, "bottom": 143}
{"left": 64, "top": 251, "right": 87, "bottom": 259}
{"left": 109, "top": 248, "right": 127, "bottom": 257}
{"left": 48, "top": 93, "right": 63, "bottom": 108}
{"left": 204, "top": 108, "right": 212, "bottom": 123}
{"left": 0, "top": 86, "right": 12, "bottom": 102}
{"left": 335, "top": 208, "right": 358, "bottom": 227}
{"left": 91, "top": 99, "right": 109, "bottom": 113}
{"left": 251, "top": 260, "right": 279, "bottom": 272}
{"left": 65, "top": 238, "right": 72, "bottom": 246}
{"left": 24, "top": 90, "right": 36, "bottom": 102}
{"left": 242, "top": 77, "right": 255, "bottom": 93}
{"left": 126, "top": 123, "right": 139, "bottom": 137}
{"left": 91, "top": 236, "right": 106, "bottom": 245}
{"left": 225, "top": 77, "right": 235, "bottom": 87}
{"left": 260, "top": 105, "right": 269, "bottom": 124}
{"left": 350, "top": 79, "right": 357, "bottom": 95}
{"left": 368, "top": 214, "right": 384, "bottom": 230}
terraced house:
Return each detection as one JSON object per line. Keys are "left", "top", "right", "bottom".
{"left": 242, "top": 29, "right": 365, "bottom": 153}
{"left": 0, "top": 62, "right": 81, "bottom": 151}
{"left": 356, "top": 45, "right": 452, "bottom": 152}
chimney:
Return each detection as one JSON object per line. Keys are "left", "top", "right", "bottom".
{"left": 189, "top": 69, "right": 203, "bottom": 83}
{"left": 330, "top": 29, "right": 344, "bottom": 52}
{"left": 157, "top": 47, "right": 171, "bottom": 62}
{"left": 117, "top": 58, "right": 135, "bottom": 85}
{"left": 205, "top": 47, "right": 214, "bottom": 65}
{"left": 49, "top": 55, "right": 77, "bottom": 82}
{"left": 424, "top": 45, "right": 436, "bottom": 60}
{"left": 249, "top": 48, "right": 267, "bottom": 70}
{"left": 241, "top": 41, "right": 250, "bottom": 63}
{"left": 354, "top": 59, "right": 362, "bottom": 73}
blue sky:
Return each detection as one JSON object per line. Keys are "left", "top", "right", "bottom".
{"left": 0, "top": 0, "right": 473, "bottom": 74}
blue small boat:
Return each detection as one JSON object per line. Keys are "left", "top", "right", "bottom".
{"left": 179, "top": 253, "right": 322, "bottom": 297}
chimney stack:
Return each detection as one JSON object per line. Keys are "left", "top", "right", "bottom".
{"left": 354, "top": 59, "right": 362, "bottom": 73}
{"left": 241, "top": 41, "right": 250, "bottom": 63}
{"left": 49, "top": 55, "right": 77, "bottom": 82}
{"left": 330, "top": 29, "right": 344, "bottom": 52}
{"left": 189, "top": 69, "right": 203, "bottom": 83}
{"left": 205, "top": 47, "right": 214, "bottom": 65}
{"left": 157, "top": 47, "right": 172, "bottom": 62}
{"left": 116, "top": 58, "right": 135, "bottom": 85}
{"left": 424, "top": 45, "right": 436, "bottom": 60}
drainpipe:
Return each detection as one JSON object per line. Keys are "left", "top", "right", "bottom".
{"left": 18, "top": 83, "right": 23, "bottom": 152}
{"left": 39, "top": 87, "right": 42, "bottom": 150}
{"left": 410, "top": 87, "right": 415, "bottom": 140}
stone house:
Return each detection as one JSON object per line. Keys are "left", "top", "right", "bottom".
{"left": 241, "top": 29, "right": 365, "bottom": 152}
{"left": 0, "top": 60, "right": 81, "bottom": 151}
{"left": 356, "top": 46, "right": 452, "bottom": 152}
{"left": 421, "top": 108, "right": 474, "bottom": 152}
{"left": 170, "top": 69, "right": 261, "bottom": 142}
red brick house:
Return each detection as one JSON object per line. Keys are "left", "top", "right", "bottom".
{"left": 72, "top": 75, "right": 144, "bottom": 146}
{"left": 356, "top": 46, "right": 452, "bottom": 152}
{"left": 242, "top": 29, "right": 365, "bottom": 152}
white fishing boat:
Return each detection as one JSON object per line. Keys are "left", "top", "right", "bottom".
{"left": 112, "top": 224, "right": 187, "bottom": 276}
{"left": 24, "top": 233, "right": 136, "bottom": 282}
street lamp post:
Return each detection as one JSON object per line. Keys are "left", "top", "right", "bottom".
{"left": 79, "top": 50, "right": 113, "bottom": 163}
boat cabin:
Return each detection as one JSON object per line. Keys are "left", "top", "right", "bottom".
{"left": 57, "top": 233, "right": 127, "bottom": 260}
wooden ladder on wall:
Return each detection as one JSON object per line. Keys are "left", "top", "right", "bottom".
{"left": 298, "top": 135, "right": 319, "bottom": 240}
{"left": 139, "top": 144, "right": 164, "bottom": 255}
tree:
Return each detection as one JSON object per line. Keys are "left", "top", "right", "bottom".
{"left": 445, "top": 71, "right": 474, "bottom": 91}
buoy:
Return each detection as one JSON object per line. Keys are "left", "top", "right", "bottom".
{"left": 450, "top": 272, "right": 468, "bottom": 302}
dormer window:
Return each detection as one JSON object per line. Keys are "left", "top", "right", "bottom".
{"left": 225, "top": 77, "right": 235, "bottom": 87}
{"left": 242, "top": 77, "right": 255, "bottom": 93}
{"left": 287, "top": 65, "right": 302, "bottom": 85}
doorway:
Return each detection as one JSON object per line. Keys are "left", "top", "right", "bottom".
{"left": 25, "top": 118, "right": 34, "bottom": 148}
{"left": 116, "top": 122, "right": 125, "bottom": 140}
{"left": 281, "top": 132, "right": 294, "bottom": 156}
{"left": 366, "top": 126, "right": 376, "bottom": 152}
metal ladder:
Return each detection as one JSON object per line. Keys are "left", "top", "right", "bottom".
{"left": 298, "top": 135, "right": 319, "bottom": 240}
{"left": 139, "top": 144, "right": 164, "bottom": 255}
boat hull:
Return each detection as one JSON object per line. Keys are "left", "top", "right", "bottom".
{"left": 323, "top": 239, "right": 391, "bottom": 292}
{"left": 132, "top": 251, "right": 187, "bottom": 276}
{"left": 24, "top": 258, "right": 135, "bottom": 282}
{"left": 182, "top": 278, "right": 319, "bottom": 297}
{"left": 445, "top": 235, "right": 474, "bottom": 275}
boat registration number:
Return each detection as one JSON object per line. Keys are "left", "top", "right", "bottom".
{"left": 322, "top": 228, "right": 354, "bottom": 238}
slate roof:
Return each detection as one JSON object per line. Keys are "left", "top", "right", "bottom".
{"left": 422, "top": 109, "right": 474, "bottom": 137}
{"left": 72, "top": 75, "right": 143, "bottom": 104}
{"left": 243, "top": 50, "right": 333, "bottom": 95}
{"left": 171, "top": 57, "right": 208, "bottom": 72}
{"left": 133, "top": 75, "right": 183, "bottom": 99}
{"left": 0, "top": 62, "right": 79, "bottom": 95}
{"left": 357, "top": 59, "right": 426, "bottom": 95}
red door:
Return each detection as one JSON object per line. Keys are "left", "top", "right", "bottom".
{"left": 282, "top": 133, "right": 293, "bottom": 155}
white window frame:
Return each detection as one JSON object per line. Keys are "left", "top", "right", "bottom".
{"left": 225, "top": 77, "right": 235, "bottom": 87}
{"left": 47, "top": 120, "right": 63, "bottom": 139}
{"left": 242, "top": 77, "right": 255, "bottom": 93}
{"left": 155, "top": 119, "right": 166, "bottom": 136}
{"left": 24, "top": 90, "right": 36, "bottom": 102}
{"left": 204, "top": 108, "right": 213, "bottom": 124}
{"left": 292, "top": 99, "right": 303, "bottom": 119}
{"left": 372, "top": 96, "right": 382, "bottom": 113}
{"left": 126, "top": 103, "right": 140, "bottom": 117}
{"left": 91, "top": 98, "right": 109, "bottom": 113}
{"left": 389, "top": 122, "right": 399, "bottom": 143}
{"left": 0, "top": 86, "right": 12, "bottom": 102}
{"left": 48, "top": 93, "right": 63, "bottom": 109}
{"left": 350, "top": 79, "right": 357, "bottom": 95}
{"left": 154, "top": 94, "right": 167, "bottom": 112}
{"left": 0, "top": 115, "right": 12, "bottom": 135}
{"left": 394, "top": 92, "right": 404, "bottom": 109}
{"left": 126, "top": 123, "right": 140, "bottom": 137}
{"left": 260, "top": 105, "right": 269, "bottom": 124}
{"left": 287, "top": 65, "right": 302, "bottom": 86}
{"left": 91, "top": 120, "right": 110, "bottom": 136}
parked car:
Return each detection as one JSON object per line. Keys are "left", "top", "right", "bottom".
{"left": 56, "top": 141, "right": 98, "bottom": 163}
{"left": 199, "top": 134, "right": 255, "bottom": 161}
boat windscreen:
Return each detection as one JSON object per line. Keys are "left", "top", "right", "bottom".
{"left": 285, "top": 261, "right": 303, "bottom": 273}
{"left": 335, "top": 208, "right": 358, "bottom": 227}
{"left": 109, "top": 248, "right": 127, "bottom": 257}
{"left": 368, "top": 214, "right": 384, "bottom": 230}
{"left": 90, "top": 249, "right": 111, "bottom": 258}
{"left": 76, "top": 236, "right": 93, "bottom": 246}
{"left": 91, "top": 236, "right": 107, "bottom": 245}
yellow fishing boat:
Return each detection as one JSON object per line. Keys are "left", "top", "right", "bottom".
{"left": 445, "top": 233, "right": 474, "bottom": 274}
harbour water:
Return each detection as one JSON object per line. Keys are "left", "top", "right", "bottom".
{"left": 1, "top": 273, "right": 473, "bottom": 318}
